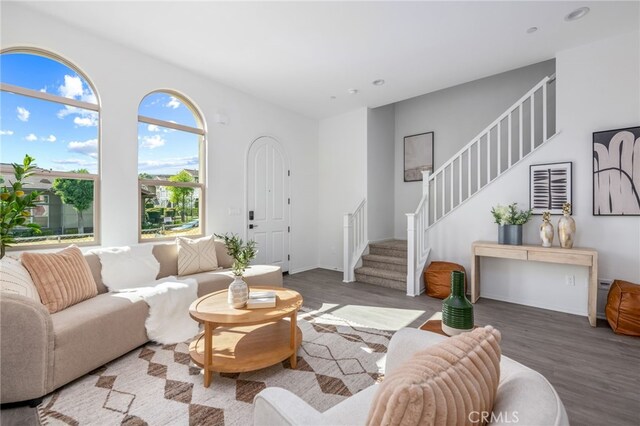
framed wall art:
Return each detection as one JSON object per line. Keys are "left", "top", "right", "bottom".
{"left": 530, "top": 162, "right": 572, "bottom": 215}
{"left": 404, "top": 131, "right": 434, "bottom": 182}
{"left": 593, "top": 126, "right": 640, "bottom": 216}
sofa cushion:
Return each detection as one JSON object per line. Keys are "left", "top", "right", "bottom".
{"left": 0, "top": 256, "right": 40, "bottom": 302}
{"left": 92, "top": 245, "right": 160, "bottom": 290}
{"left": 51, "top": 292, "right": 149, "bottom": 389}
{"left": 189, "top": 265, "right": 284, "bottom": 297}
{"left": 153, "top": 242, "right": 179, "bottom": 278}
{"left": 177, "top": 235, "right": 220, "bottom": 276}
{"left": 22, "top": 246, "right": 98, "bottom": 314}
{"left": 367, "top": 326, "right": 502, "bottom": 426}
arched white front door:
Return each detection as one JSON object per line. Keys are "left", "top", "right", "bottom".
{"left": 246, "top": 136, "right": 290, "bottom": 272}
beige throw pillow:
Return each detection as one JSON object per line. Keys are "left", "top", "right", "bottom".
{"left": 368, "top": 326, "right": 502, "bottom": 426}
{"left": 177, "top": 235, "right": 220, "bottom": 276}
{"left": 0, "top": 256, "right": 41, "bottom": 302}
{"left": 21, "top": 245, "right": 98, "bottom": 314}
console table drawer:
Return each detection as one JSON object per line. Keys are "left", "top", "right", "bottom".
{"left": 475, "top": 247, "right": 527, "bottom": 260}
{"left": 527, "top": 251, "right": 593, "bottom": 266}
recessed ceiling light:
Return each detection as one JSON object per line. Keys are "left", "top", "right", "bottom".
{"left": 526, "top": 26, "right": 538, "bottom": 34}
{"left": 372, "top": 79, "right": 385, "bottom": 86}
{"left": 565, "top": 7, "right": 590, "bottom": 22}
{"left": 348, "top": 88, "right": 359, "bottom": 95}
{"left": 330, "top": 96, "right": 336, "bottom": 100}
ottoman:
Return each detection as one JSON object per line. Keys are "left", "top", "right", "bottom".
{"left": 605, "top": 280, "right": 640, "bottom": 336}
{"left": 424, "top": 261, "right": 466, "bottom": 299}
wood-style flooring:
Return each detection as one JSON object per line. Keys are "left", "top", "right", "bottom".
{"left": 2, "top": 268, "right": 639, "bottom": 425}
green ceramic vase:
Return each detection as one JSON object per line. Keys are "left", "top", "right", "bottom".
{"left": 441, "top": 270, "right": 474, "bottom": 336}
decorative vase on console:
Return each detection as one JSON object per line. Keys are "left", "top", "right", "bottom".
{"left": 215, "top": 233, "right": 258, "bottom": 309}
{"left": 558, "top": 203, "right": 576, "bottom": 249}
{"left": 441, "top": 271, "right": 474, "bottom": 336}
{"left": 540, "top": 211, "right": 554, "bottom": 248}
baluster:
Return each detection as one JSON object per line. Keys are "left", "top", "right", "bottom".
{"left": 530, "top": 94, "right": 535, "bottom": 151}
{"left": 467, "top": 145, "right": 472, "bottom": 198}
{"left": 458, "top": 155, "right": 463, "bottom": 205}
{"left": 487, "top": 131, "right": 491, "bottom": 184}
{"left": 441, "top": 170, "right": 445, "bottom": 219}
{"left": 519, "top": 105, "right": 523, "bottom": 160}
{"left": 508, "top": 113, "right": 512, "bottom": 168}
{"left": 450, "top": 164, "right": 454, "bottom": 212}
{"left": 477, "top": 139, "right": 481, "bottom": 192}
{"left": 497, "top": 121, "right": 501, "bottom": 176}
{"left": 542, "top": 82, "right": 548, "bottom": 142}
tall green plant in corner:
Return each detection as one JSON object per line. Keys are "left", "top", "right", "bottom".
{"left": 0, "top": 155, "right": 42, "bottom": 258}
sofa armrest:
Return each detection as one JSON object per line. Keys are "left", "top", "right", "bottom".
{"left": 385, "top": 327, "right": 447, "bottom": 375}
{"left": 0, "top": 293, "right": 54, "bottom": 403}
{"left": 253, "top": 387, "right": 324, "bottom": 426}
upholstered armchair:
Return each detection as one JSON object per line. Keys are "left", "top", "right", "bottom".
{"left": 254, "top": 327, "right": 569, "bottom": 426}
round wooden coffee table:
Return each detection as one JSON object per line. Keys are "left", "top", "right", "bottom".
{"left": 188, "top": 286, "right": 303, "bottom": 388}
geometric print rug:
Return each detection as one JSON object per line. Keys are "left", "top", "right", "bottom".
{"left": 38, "top": 308, "right": 393, "bottom": 425}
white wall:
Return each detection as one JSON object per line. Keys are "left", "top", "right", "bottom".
{"left": 367, "top": 105, "right": 395, "bottom": 242}
{"left": 2, "top": 3, "right": 319, "bottom": 273}
{"left": 394, "top": 60, "right": 556, "bottom": 236}
{"left": 317, "top": 108, "right": 367, "bottom": 270}
{"left": 423, "top": 31, "right": 640, "bottom": 316}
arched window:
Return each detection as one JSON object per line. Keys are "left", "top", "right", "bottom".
{"left": 138, "top": 91, "right": 205, "bottom": 240}
{"left": 0, "top": 49, "right": 100, "bottom": 249}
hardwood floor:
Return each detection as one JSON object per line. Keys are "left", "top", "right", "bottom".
{"left": 2, "top": 268, "right": 639, "bottom": 425}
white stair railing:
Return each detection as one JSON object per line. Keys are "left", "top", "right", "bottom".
{"left": 406, "top": 171, "right": 431, "bottom": 296}
{"left": 407, "top": 75, "right": 557, "bottom": 295}
{"left": 343, "top": 198, "right": 367, "bottom": 283}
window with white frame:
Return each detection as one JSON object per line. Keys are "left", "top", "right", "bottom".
{"left": 0, "top": 49, "right": 100, "bottom": 248}
{"left": 137, "top": 91, "right": 205, "bottom": 240}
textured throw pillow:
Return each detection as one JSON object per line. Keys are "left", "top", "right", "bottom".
{"left": 177, "top": 235, "right": 220, "bottom": 276}
{"left": 21, "top": 245, "right": 98, "bottom": 313}
{"left": 91, "top": 244, "right": 160, "bottom": 291}
{"left": 368, "top": 326, "right": 502, "bottom": 426}
{"left": 0, "top": 256, "right": 41, "bottom": 302}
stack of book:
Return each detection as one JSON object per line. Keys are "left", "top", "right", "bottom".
{"left": 247, "top": 290, "right": 277, "bottom": 309}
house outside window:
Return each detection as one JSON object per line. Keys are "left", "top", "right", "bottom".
{"left": 0, "top": 48, "right": 100, "bottom": 248}
{"left": 137, "top": 91, "right": 205, "bottom": 241}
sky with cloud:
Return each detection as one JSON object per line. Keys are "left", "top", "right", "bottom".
{"left": 1, "top": 53, "right": 201, "bottom": 176}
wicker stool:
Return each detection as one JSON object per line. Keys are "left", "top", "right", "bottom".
{"left": 606, "top": 280, "right": 640, "bottom": 336}
{"left": 424, "top": 261, "right": 466, "bottom": 299}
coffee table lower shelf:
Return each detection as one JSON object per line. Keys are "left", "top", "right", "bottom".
{"left": 189, "top": 320, "right": 302, "bottom": 374}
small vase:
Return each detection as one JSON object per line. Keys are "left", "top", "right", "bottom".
{"left": 228, "top": 276, "right": 248, "bottom": 308}
{"left": 498, "top": 224, "right": 522, "bottom": 245}
{"left": 540, "top": 212, "right": 554, "bottom": 248}
{"left": 558, "top": 203, "right": 576, "bottom": 249}
{"left": 442, "top": 271, "right": 474, "bottom": 336}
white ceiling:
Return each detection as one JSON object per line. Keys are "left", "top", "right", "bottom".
{"left": 16, "top": 1, "right": 640, "bottom": 119}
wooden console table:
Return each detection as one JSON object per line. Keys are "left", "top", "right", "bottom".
{"left": 471, "top": 241, "right": 599, "bottom": 327}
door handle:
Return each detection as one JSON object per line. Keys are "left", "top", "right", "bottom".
{"left": 249, "top": 224, "right": 258, "bottom": 229}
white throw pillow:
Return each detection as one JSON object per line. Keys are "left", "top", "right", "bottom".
{"left": 176, "top": 235, "right": 220, "bottom": 276}
{"left": 0, "top": 256, "right": 41, "bottom": 302}
{"left": 91, "top": 245, "right": 160, "bottom": 291}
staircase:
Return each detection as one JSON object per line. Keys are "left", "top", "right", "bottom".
{"left": 354, "top": 240, "right": 407, "bottom": 290}
{"left": 344, "top": 74, "right": 557, "bottom": 295}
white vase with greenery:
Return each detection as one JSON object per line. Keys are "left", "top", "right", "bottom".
{"left": 215, "top": 233, "right": 257, "bottom": 308}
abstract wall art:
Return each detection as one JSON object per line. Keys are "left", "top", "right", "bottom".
{"left": 530, "top": 162, "right": 572, "bottom": 215}
{"left": 404, "top": 132, "right": 434, "bottom": 182}
{"left": 593, "top": 126, "right": 640, "bottom": 216}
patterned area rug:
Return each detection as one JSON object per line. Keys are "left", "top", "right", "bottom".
{"left": 38, "top": 308, "right": 392, "bottom": 425}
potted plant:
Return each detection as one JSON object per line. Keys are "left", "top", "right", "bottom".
{"left": 0, "top": 155, "right": 42, "bottom": 258}
{"left": 490, "top": 203, "right": 532, "bottom": 245}
{"left": 215, "top": 233, "right": 258, "bottom": 308}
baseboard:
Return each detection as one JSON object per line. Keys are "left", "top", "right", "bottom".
{"left": 317, "top": 264, "right": 343, "bottom": 272}
{"left": 480, "top": 292, "right": 588, "bottom": 318}
{"left": 288, "top": 265, "right": 319, "bottom": 275}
